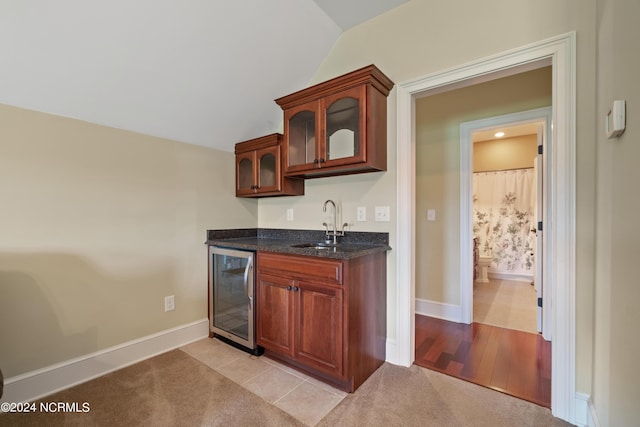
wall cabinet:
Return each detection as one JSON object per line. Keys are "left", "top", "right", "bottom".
{"left": 275, "top": 65, "right": 394, "bottom": 178}
{"left": 256, "top": 251, "right": 386, "bottom": 392}
{"left": 235, "top": 133, "right": 304, "bottom": 197}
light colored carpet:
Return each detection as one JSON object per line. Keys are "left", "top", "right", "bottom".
{"left": 474, "top": 278, "right": 538, "bottom": 334}
{"left": 0, "top": 350, "right": 573, "bottom": 426}
{"left": 319, "top": 363, "right": 572, "bottom": 427}
{"left": 0, "top": 349, "right": 303, "bottom": 427}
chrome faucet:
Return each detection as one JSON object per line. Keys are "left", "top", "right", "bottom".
{"left": 322, "top": 199, "right": 348, "bottom": 244}
{"left": 323, "top": 200, "right": 337, "bottom": 244}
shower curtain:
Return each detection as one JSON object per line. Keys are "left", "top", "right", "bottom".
{"left": 473, "top": 168, "right": 536, "bottom": 278}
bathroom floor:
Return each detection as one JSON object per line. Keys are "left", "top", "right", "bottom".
{"left": 180, "top": 338, "right": 347, "bottom": 426}
{"left": 473, "top": 278, "right": 537, "bottom": 334}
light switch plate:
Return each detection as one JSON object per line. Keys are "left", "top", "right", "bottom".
{"left": 357, "top": 206, "right": 366, "bottom": 222}
{"left": 286, "top": 208, "right": 294, "bottom": 221}
{"left": 164, "top": 295, "right": 175, "bottom": 312}
{"left": 606, "top": 99, "right": 626, "bottom": 139}
{"left": 427, "top": 209, "right": 436, "bottom": 221}
{"left": 374, "top": 206, "right": 390, "bottom": 222}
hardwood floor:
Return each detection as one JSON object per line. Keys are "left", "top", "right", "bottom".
{"left": 414, "top": 315, "right": 551, "bottom": 407}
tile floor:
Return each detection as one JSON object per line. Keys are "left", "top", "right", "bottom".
{"left": 180, "top": 338, "right": 346, "bottom": 426}
{"left": 473, "top": 278, "right": 537, "bottom": 334}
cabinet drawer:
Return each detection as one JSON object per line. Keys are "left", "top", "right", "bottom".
{"left": 258, "top": 252, "right": 343, "bottom": 285}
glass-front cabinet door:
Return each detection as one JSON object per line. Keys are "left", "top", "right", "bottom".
{"left": 284, "top": 101, "right": 318, "bottom": 172}
{"left": 234, "top": 133, "right": 304, "bottom": 198}
{"left": 284, "top": 86, "right": 368, "bottom": 174}
{"left": 235, "top": 147, "right": 281, "bottom": 195}
{"left": 322, "top": 86, "right": 366, "bottom": 167}
{"left": 257, "top": 146, "right": 280, "bottom": 193}
{"left": 235, "top": 152, "right": 255, "bottom": 196}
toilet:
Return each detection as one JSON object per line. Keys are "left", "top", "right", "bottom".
{"left": 477, "top": 257, "right": 491, "bottom": 283}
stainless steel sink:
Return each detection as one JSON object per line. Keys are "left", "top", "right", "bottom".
{"left": 291, "top": 242, "right": 337, "bottom": 250}
{"left": 290, "top": 242, "right": 361, "bottom": 252}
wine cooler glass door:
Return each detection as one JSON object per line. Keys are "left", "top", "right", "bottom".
{"left": 210, "top": 247, "right": 254, "bottom": 349}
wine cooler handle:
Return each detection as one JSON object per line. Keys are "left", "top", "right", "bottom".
{"left": 243, "top": 257, "right": 253, "bottom": 300}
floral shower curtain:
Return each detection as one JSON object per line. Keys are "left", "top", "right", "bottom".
{"left": 473, "top": 168, "right": 536, "bottom": 277}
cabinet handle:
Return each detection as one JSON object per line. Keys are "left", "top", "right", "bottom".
{"left": 319, "top": 158, "right": 325, "bottom": 163}
{"left": 286, "top": 285, "right": 292, "bottom": 291}
{"left": 313, "top": 158, "right": 319, "bottom": 164}
{"left": 293, "top": 286, "right": 299, "bottom": 292}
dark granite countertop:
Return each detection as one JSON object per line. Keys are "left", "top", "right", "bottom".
{"left": 205, "top": 228, "right": 390, "bottom": 260}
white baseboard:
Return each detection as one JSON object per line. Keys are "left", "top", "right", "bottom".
{"left": 489, "top": 272, "right": 534, "bottom": 283}
{"left": 415, "top": 298, "right": 462, "bottom": 323}
{"left": 385, "top": 338, "right": 398, "bottom": 365}
{"left": 575, "top": 393, "right": 601, "bottom": 427}
{"left": 2, "top": 318, "right": 209, "bottom": 404}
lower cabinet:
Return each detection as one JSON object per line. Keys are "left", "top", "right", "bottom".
{"left": 256, "top": 251, "right": 386, "bottom": 392}
{"left": 258, "top": 273, "right": 343, "bottom": 377}
{"left": 256, "top": 273, "right": 295, "bottom": 356}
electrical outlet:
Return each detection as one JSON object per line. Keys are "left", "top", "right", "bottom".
{"left": 374, "top": 206, "right": 390, "bottom": 222}
{"left": 286, "top": 208, "right": 294, "bottom": 221}
{"left": 427, "top": 209, "right": 436, "bottom": 221}
{"left": 164, "top": 295, "right": 175, "bottom": 312}
{"left": 357, "top": 206, "right": 366, "bottom": 222}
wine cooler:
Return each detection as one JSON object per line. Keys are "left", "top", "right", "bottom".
{"left": 208, "top": 246, "right": 262, "bottom": 355}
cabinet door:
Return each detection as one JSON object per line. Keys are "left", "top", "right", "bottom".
{"left": 284, "top": 100, "right": 320, "bottom": 173}
{"left": 256, "top": 274, "right": 294, "bottom": 357}
{"left": 321, "top": 85, "right": 367, "bottom": 168}
{"left": 294, "top": 281, "right": 343, "bottom": 377}
{"left": 236, "top": 152, "right": 256, "bottom": 196}
{"left": 256, "top": 146, "right": 281, "bottom": 193}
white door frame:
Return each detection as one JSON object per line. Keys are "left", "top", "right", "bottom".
{"left": 394, "top": 33, "right": 576, "bottom": 422}
{"left": 459, "top": 106, "right": 552, "bottom": 340}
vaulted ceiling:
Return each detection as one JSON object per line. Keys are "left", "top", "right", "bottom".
{"left": 0, "top": 0, "right": 408, "bottom": 152}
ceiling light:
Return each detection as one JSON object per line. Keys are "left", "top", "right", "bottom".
{"left": 494, "top": 131, "right": 505, "bottom": 138}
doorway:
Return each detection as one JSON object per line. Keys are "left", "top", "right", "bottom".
{"left": 393, "top": 33, "right": 576, "bottom": 421}
{"left": 414, "top": 90, "right": 552, "bottom": 405}
{"left": 462, "top": 107, "right": 552, "bottom": 339}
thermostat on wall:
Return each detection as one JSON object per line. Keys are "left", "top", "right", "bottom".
{"left": 606, "top": 100, "right": 626, "bottom": 139}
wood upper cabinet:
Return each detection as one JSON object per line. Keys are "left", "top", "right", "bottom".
{"left": 235, "top": 133, "right": 304, "bottom": 197}
{"left": 276, "top": 65, "right": 394, "bottom": 178}
{"left": 256, "top": 251, "right": 386, "bottom": 392}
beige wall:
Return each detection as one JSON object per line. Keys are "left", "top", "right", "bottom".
{"left": 473, "top": 135, "right": 538, "bottom": 172}
{"left": 259, "top": 0, "right": 597, "bottom": 400}
{"left": 0, "top": 104, "right": 258, "bottom": 377}
{"left": 414, "top": 68, "right": 550, "bottom": 303}
{"left": 595, "top": 0, "right": 640, "bottom": 425}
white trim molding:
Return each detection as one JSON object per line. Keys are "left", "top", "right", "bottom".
{"left": 392, "top": 77, "right": 417, "bottom": 367}
{"left": 459, "top": 106, "right": 552, "bottom": 337}
{"left": 1, "top": 319, "right": 209, "bottom": 404}
{"left": 385, "top": 338, "right": 398, "bottom": 365}
{"left": 575, "top": 393, "right": 601, "bottom": 427}
{"left": 395, "top": 32, "right": 576, "bottom": 423}
{"left": 415, "top": 298, "right": 462, "bottom": 323}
